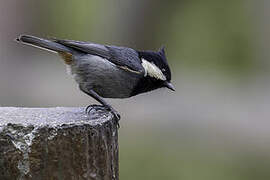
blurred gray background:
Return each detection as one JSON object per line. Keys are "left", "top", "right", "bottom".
{"left": 1, "top": 0, "right": 270, "bottom": 179}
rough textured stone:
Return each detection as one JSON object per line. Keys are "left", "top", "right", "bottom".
{"left": 0, "top": 106, "right": 119, "bottom": 180}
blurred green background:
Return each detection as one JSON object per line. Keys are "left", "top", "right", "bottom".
{"left": 1, "top": 0, "right": 270, "bottom": 179}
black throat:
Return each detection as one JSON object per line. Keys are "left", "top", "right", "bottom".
{"left": 130, "top": 76, "right": 163, "bottom": 97}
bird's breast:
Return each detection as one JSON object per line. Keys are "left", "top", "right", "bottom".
{"left": 70, "top": 54, "right": 142, "bottom": 98}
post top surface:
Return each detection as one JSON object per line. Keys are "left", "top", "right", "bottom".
{"left": 0, "top": 106, "right": 113, "bottom": 127}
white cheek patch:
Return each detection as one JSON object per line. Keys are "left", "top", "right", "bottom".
{"left": 141, "top": 59, "right": 166, "bottom": 80}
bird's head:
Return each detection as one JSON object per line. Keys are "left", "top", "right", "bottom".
{"left": 138, "top": 46, "right": 175, "bottom": 92}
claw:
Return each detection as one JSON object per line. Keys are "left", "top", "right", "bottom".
{"left": 105, "top": 106, "right": 121, "bottom": 128}
{"left": 85, "top": 105, "right": 92, "bottom": 114}
{"left": 85, "top": 104, "right": 105, "bottom": 114}
{"left": 111, "top": 110, "right": 121, "bottom": 128}
{"left": 85, "top": 105, "right": 96, "bottom": 114}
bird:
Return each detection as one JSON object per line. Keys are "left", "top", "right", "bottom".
{"left": 16, "top": 35, "right": 175, "bottom": 123}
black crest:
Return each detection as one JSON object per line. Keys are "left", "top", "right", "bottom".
{"left": 159, "top": 46, "right": 166, "bottom": 56}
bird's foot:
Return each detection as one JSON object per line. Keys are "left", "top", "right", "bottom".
{"left": 85, "top": 104, "right": 121, "bottom": 128}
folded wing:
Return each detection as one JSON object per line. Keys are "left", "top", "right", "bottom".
{"left": 53, "top": 39, "right": 144, "bottom": 74}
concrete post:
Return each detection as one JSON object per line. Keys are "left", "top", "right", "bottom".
{"left": 0, "top": 106, "right": 119, "bottom": 180}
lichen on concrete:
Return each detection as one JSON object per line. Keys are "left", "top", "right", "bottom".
{"left": 7, "top": 125, "right": 38, "bottom": 179}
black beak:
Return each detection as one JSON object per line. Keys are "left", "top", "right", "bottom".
{"left": 163, "top": 81, "right": 175, "bottom": 91}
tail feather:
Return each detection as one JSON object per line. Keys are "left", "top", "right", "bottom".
{"left": 16, "top": 35, "right": 72, "bottom": 53}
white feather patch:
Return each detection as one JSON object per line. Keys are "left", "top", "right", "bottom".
{"left": 141, "top": 59, "right": 166, "bottom": 80}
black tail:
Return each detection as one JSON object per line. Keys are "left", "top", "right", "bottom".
{"left": 16, "top": 35, "right": 72, "bottom": 53}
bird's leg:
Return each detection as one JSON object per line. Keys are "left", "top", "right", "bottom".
{"left": 79, "top": 86, "right": 121, "bottom": 127}
{"left": 85, "top": 90, "right": 121, "bottom": 120}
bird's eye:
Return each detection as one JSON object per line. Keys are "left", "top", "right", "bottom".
{"left": 162, "top": 68, "right": 166, "bottom": 72}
